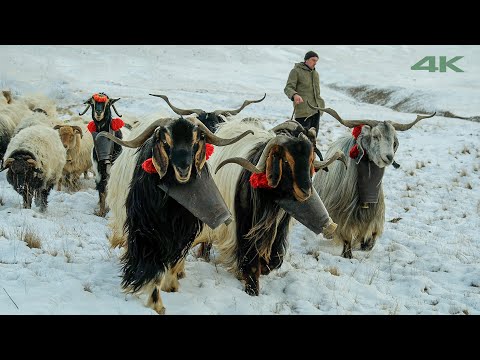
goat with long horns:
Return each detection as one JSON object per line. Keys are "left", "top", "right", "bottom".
{"left": 151, "top": 93, "right": 266, "bottom": 132}
{"left": 98, "top": 113, "right": 253, "bottom": 314}
{"left": 191, "top": 118, "right": 346, "bottom": 296}
{"left": 79, "top": 92, "right": 125, "bottom": 217}
{"left": 309, "top": 102, "right": 435, "bottom": 258}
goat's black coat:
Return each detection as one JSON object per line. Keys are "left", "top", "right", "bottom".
{"left": 121, "top": 124, "right": 204, "bottom": 292}
{"left": 234, "top": 144, "right": 292, "bottom": 276}
{"left": 196, "top": 112, "right": 224, "bottom": 133}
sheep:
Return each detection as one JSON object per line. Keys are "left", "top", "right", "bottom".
{"left": 54, "top": 118, "right": 94, "bottom": 192}
{"left": 310, "top": 105, "right": 435, "bottom": 258}
{"left": 2, "top": 124, "right": 66, "bottom": 211}
{"left": 100, "top": 115, "right": 253, "bottom": 314}
{"left": 191, "top": 119, "right": 346, "bottom": 296}
{"left": 0, "top": 91, "right": 61, "bottom": 163}
{"left": 13, "top": 110, "right": 62, "bottom": 136}
{"left": 152, "top": 93, "right": 266, "bottom": 132}
{"left": 0, "top": 91, "right": 31, "bottom": 162}
{"left": 78, "top": 92, "right": 126, "bottom": 217}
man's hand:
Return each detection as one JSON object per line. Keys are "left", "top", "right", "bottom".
{"left": 293, "top": 94, "right": 303, "bottom": 105}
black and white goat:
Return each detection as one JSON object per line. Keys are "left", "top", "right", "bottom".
{"left": 100, "top": 115, "right": 253, "bottom": 314}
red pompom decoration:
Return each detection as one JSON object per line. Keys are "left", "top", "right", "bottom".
{"left": 93, "top": 93, "right": 108, "bottom": 103}
{"left": 110, "top": 118, "right": 124, "bottom": 131}
{"left": 352, "top": 125, "right": 364, "bottom": 139}
{"left": 87, "top": 121, "right": 97, "bottom": 133}
{"left": 142, "top": 158, "right": 157, "bottom": 174}
{"left": 349, "top": 144, "right": 359, "bottom": 159}
{"left": 249, "top": 172, "right": 272, "bottom": 189}
{"left": 205, "top": 143, "right": 214, "bottom": 160}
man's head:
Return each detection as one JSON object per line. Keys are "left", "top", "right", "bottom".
{"left": 304, "top": 51, "right": 319, "bottom": 69}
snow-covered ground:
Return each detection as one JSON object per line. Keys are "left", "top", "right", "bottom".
{"left": 0, "top": 45, "right": 479, "bottom": 314}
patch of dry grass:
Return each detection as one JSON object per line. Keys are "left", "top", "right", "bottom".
{"left": 18, "top": 227, "right": 42, "bottom": 249}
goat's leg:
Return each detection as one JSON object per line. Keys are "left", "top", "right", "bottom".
{"left": 162, "top": 260, "right": 185, "bottom": 292}
{"left": 197, "top": 243, "right": 212, "bottom": 262}
{"left": 242, "top": 256, "right": 261, "bottom": 296}
{"left": 94, "top": 160, "right": 110, "bottom": 217}
{"left": 342, "top": 239, "right": 353, "bottom": 259}
{"left": 146, "top": 276, "right": 166, "bottom": 315}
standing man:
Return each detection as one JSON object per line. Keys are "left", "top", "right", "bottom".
{"left": 284, "top": 50, "right": 325, "bottom": 135}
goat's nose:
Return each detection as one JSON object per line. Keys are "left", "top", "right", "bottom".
{"left": 64, "top": 144, "right": 68, "bottom": 149}
{"left": 177, "top": 166, "right": 190, "bottom": 176}
{"left": 386, "top": 154, "right": 393, "bottom": 162}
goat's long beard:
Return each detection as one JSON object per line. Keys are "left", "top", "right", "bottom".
{"left": 244, "top": 190, "right": 288, "bottom": 262}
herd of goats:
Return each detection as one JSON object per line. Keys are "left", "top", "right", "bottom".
{"left": 0, "top": 90, "right": 435, "bottom": 314}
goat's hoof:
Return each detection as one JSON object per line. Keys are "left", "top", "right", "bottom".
{"left": 94, "top": 209, "right": 107, "bottom": 217}
{"left": 154, "top": 306, "right": 166, "bottom": 315}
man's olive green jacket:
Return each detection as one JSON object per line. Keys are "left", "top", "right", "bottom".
{"left": 284, "top": 62, "right": 325, "bottom": 118}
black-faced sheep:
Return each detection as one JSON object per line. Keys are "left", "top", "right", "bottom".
{"left": 311, "top": 105, "right": 435, "bottom": 258}
{"left": 2, "top": 125, "right": 66, "bottom": 211}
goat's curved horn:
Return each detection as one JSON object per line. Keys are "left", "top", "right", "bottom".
{"left": 272, "top": 120, "right": 303, "bottom": 133}
{"left": 3, "top": 157, "right": 14, "bottom": 168}
{"left": 78, "top": 103, "right": 91, "bottom": 116}
{"left": 314, "top": 150, "right": 347, "bottom": 171}
{"left": 111, "top": 104, "right": 123, "bottom": 117}
{"left": 53, "top": 125, "right": 63, "bottom": 130}
{"left": 150, "top": 94, "right": 204, "bottom": 116}
{"left": 389, "top": 112, "right": 436, "bottom": 131}
{"left": 97, "top": 118, "right": 172, "bottom": 148}
{"left": 306, "top": 101, "right": 380, "bottom": 128}
{"left": 255, "top": 134, "right": 290, "bottom": 172}
{"left": 71, "top": 125, "right": 83, "bottom": 137}
{"left": 187, "top": 117, "right": 253, "bottom": 147}
{"left": 215, "top": 157, "right": 262, "bottom": 174}
{"left": 213, "top": 93, "right": 266, "bottom": 116}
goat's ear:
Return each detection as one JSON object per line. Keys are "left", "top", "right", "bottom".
{"left": 152, "top": 142, "right": 169, "bottom": 179}
{"left": 360, "top": 125, "right": 371, "bottom": 136}
{"left": 266, "top": 146, "right": 282, "bottom": 188}
{"left": 195, "top": 138, "right": 207, "bottom": 174}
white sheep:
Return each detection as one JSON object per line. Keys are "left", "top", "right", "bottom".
{"left": 3, "top": 124, "right": 66, "bottom": 211}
